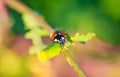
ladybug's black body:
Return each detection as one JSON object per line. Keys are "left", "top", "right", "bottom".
{"left": 51, "top": 31, "right": 67, "bottom": 45}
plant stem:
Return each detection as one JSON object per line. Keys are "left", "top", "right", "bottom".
{"left": 4, "top": 0, "right": 54, "bottom": 34}
{"left": 62, "top": 46, "right": 87, "bottom": 77}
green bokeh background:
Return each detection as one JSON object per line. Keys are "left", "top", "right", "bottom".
{"left": 10, "top": 0, "right": 120, "bottom": 45}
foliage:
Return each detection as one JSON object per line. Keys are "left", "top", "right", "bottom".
{"left": 20, "top": 0, "right": 120, "bottom": 45}
{"left": 22, "top": 13, "right": 48, "bottom": 55}
{"left": 8, "top": 8, "right": 27, "bottom": 34}
{"left": 22, "top": 12, "right": 95, "bottom": 77}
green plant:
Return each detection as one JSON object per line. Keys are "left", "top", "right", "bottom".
{"left": 6, "top": 0, "right": 95, "bottom": 77}
{"left": 22, "top": 13, "right": 95, "bottom": 77}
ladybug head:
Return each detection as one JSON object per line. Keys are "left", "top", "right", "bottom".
{"left": 51, "top": 31, "right": 67, "bottom": 45}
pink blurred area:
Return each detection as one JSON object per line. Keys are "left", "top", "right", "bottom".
{"left": 0, "top": 0, "right": 8, "bottom": 22}
{"left": 0, "top": 0, "right": 9, "bottom": 46}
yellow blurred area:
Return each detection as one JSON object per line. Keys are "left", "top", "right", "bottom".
{"left": 0, "top": 48, "right": 22, "bottom": 77}
{"left": 27, "top": 57, "right": 56, "bottom": 77}
{"left": 0, "top": 47, "right": 56, "bottom": 77}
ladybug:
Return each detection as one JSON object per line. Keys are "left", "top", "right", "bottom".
{"left": 51, "top": 31, "right": 67, "bottom": 45}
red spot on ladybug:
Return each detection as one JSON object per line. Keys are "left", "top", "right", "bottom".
{"left": 51, "top": 31, "right": 67, "bottom": 45}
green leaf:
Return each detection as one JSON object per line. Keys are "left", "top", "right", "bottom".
{"left": 22, "top": 13, "right": 48, "bottom": 55}
{"left": 37, "top": 43, "right": 62, "bottom": 61}
{"left": 71, "top": 33, "right": 95, "bottom": 43}
{"left": 22, "top": 13, "right": 39, "bottom": 29}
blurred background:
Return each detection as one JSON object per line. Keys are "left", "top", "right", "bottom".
{"left": 0, "top": 0, "right": 120, "bottom": 77}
